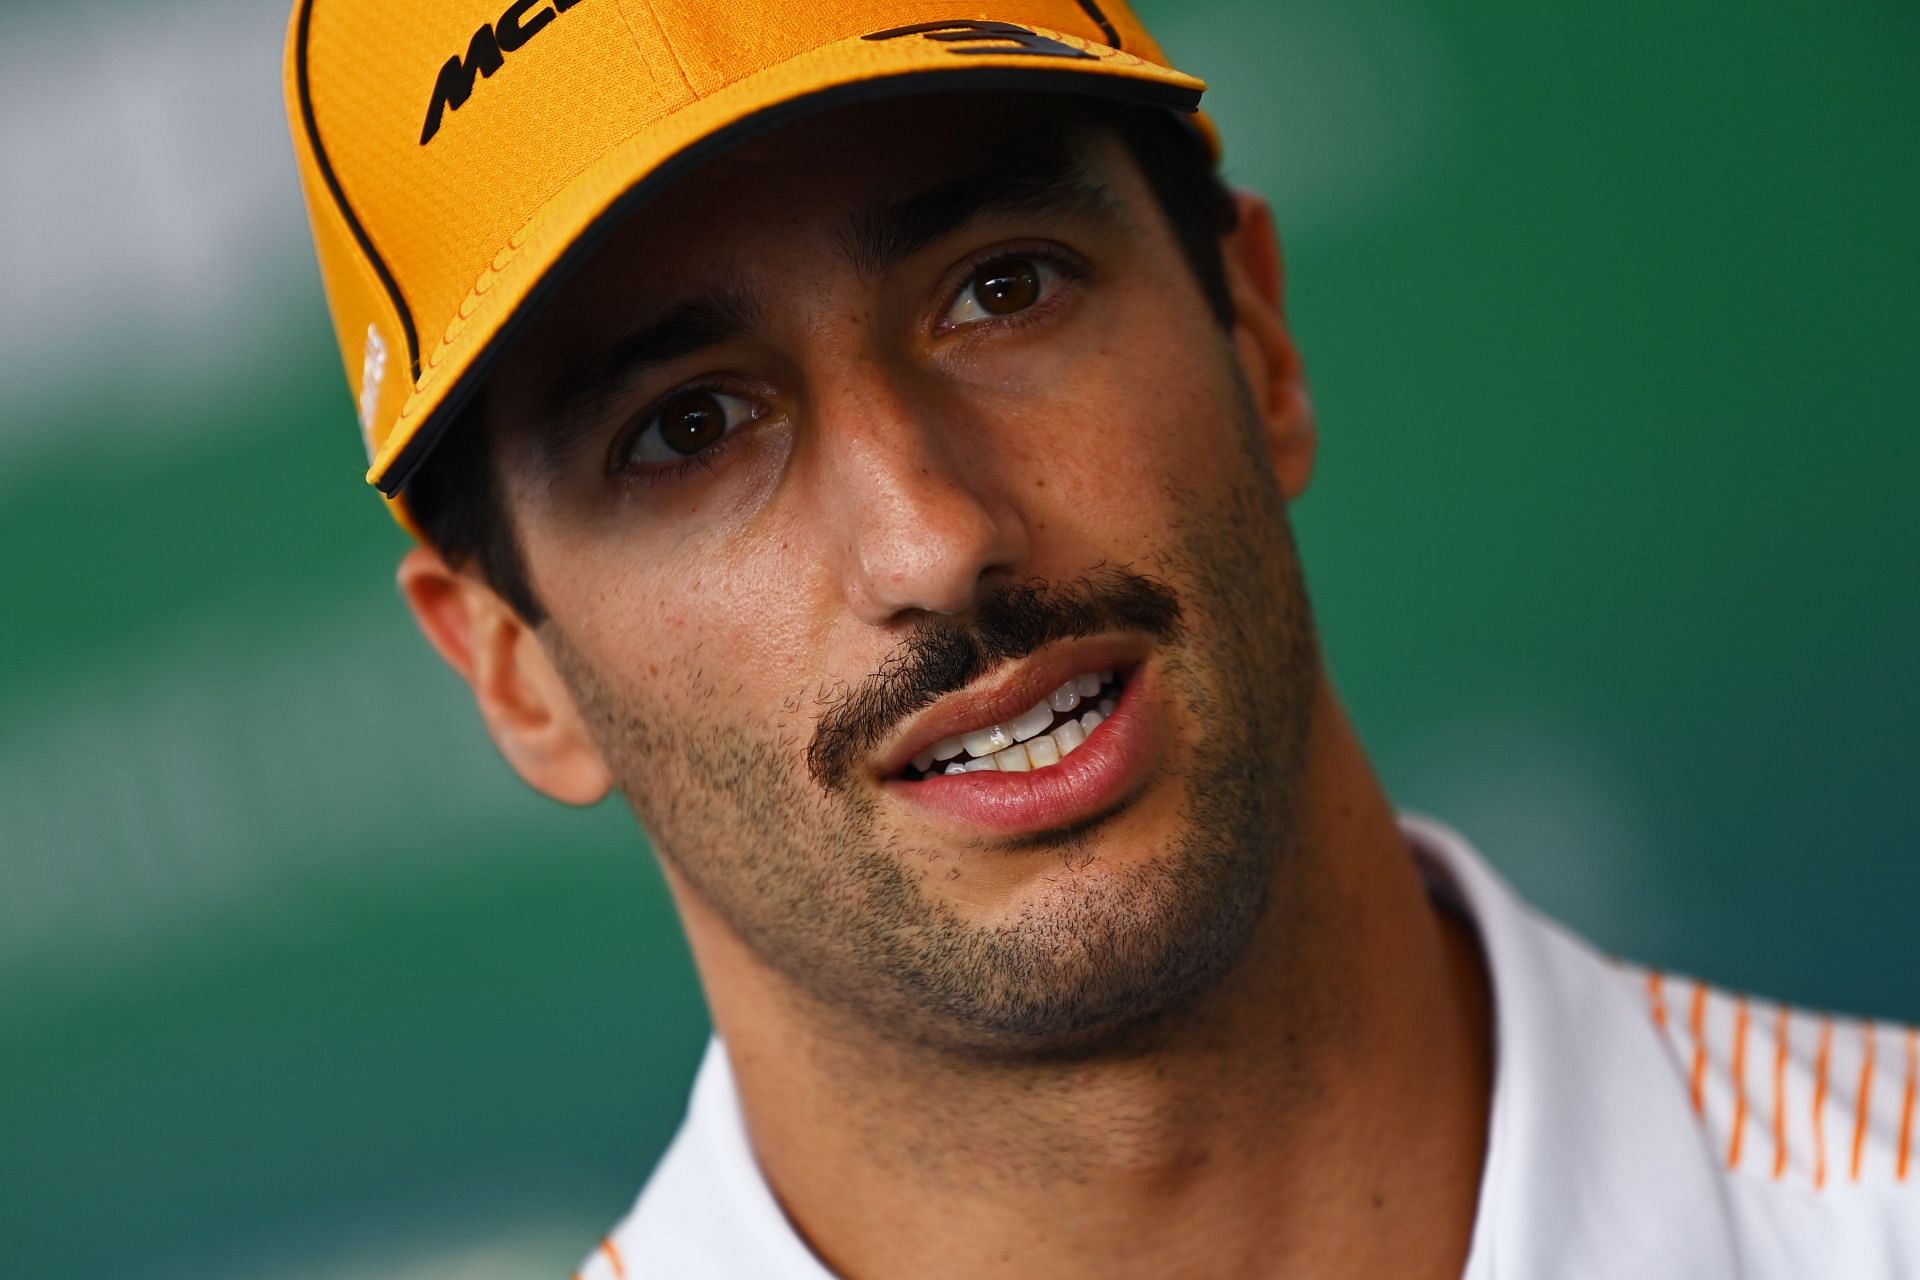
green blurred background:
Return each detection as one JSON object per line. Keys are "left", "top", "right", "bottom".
{"left": 2, "top": 0, "right": 1914, "bottom": 1275}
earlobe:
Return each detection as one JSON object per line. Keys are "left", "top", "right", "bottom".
{"left": 1223, "top": 190, "right": 1317, "bottom": 502}
{"left": 397, "top": 546, "right": 613, "bottom": 807}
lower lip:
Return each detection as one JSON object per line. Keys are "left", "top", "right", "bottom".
{"left": 882, "top": 665, "right": 1159, "bottom": 837}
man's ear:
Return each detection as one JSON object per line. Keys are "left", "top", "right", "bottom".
{"left": 397, "top": 545, "right": 613, "bottom": 807}
{"left": 1223, "top": 189, "right": 1316, "bottom": 502}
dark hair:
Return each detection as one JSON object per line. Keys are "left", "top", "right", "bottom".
{"left": 404, "top": 101, "right": 1241, "bottom": 624}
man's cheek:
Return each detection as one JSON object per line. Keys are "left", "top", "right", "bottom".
{"left": 615, "top": 716, "right": 794, "bottom": 850}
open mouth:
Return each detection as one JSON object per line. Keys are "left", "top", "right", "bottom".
{"left": 899, "top": 668, "right": 1127, "bottom": 781}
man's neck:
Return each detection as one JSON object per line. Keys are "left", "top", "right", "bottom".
{"left": 677, "top": 687, "right": 1493, "bottom": 1280}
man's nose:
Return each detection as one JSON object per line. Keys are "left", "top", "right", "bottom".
{"left": 812, "top": 368, "right": 1029, "bottom": 626}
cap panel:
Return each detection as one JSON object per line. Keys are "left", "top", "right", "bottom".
{"left": 284, "top": 0, "right": 416, "bottom": 461}
{"left": 303, "top": 0, "right": 668, "bottom": 465}
{"left": 302, "top": 188, "right": 406, "bottom": 461}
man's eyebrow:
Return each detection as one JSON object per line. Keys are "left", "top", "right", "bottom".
{"left": 841, "top": 148, "right": 1128, "bottom": 279}
{"left": 532, "top": 150, "right": 1121, "bottom": 473}
{"left": 537, "top": 285, "right": 763, "bottom": 472}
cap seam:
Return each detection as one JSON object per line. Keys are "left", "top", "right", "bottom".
{"left": 617, "top": 0, "right": 696, "bottom": 99}
{"left": 645, "top": 2, "right": 698, "bottom": 98}
{"left": 605, "top": 0, "right": 676, "bottom": 108}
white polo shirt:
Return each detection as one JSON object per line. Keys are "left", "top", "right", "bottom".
{"left": 574, "top": 817, "right": 1919, "bottom": 1278}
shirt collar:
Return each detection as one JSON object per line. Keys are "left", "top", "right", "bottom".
{"left": 1402, "top": 814, "right": 1744, "bottom": 1278}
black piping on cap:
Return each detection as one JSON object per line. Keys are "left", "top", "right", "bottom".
{"left": 295, "top": 0, "right": 422, "bottom": 384}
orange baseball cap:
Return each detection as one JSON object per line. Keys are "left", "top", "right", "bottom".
{"left": 283, "top": 0, "right": 1213, "bottom": 526}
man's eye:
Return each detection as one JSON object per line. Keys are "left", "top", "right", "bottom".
{"left": 625, "top": 388, "right": 762, "bottom": 467}
{"left": 942, "top": 256, "right": 1063, "bottom": 328}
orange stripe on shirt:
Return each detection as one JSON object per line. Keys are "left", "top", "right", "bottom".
{"left": 1851, "top": 1024, "right": 1877, "bottom": 1182}
{"left": 599, "top": 1237, "right": 626, "bottom": 1278}
{"left": 1813, "top": 1017, "right": 1834, "bottom": 1190}
{"left": 1727, "top": 996, "right": 1751, "bottom": 1169}
{"left": 1648, "top": 970, "right": 1669, "bottom": 1029}
{"left": 1689, "top": 980, "right": 1710, "bottom": 1117}
{"left": 1772, "top": 1004, "right": 1791, "bottom": 1180}
{"left": 1897, "top": 1026, "right": 1916, "bottom": 1183}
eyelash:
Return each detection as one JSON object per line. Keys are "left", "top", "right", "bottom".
{"left": 935, "top": 242, "right": 1089, "bottom": 337}
{"left": 609, "top": 378, "right": 762, "bottom": 489}
{"left": 628, "top": 443, "right": 729, "bottom": 490}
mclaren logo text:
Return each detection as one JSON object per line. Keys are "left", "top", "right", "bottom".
{"left": 421, "top": 0, "right": 587, "bottom": 146}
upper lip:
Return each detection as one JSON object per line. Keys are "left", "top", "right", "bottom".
{"left": 873, "top": 636, "right": 1150, "bottom": 779}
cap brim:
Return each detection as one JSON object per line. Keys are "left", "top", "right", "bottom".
{"left": 369, "top": 28, "right": 1207, "bottom": 501}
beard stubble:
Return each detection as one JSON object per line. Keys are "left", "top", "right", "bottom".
{"left": 547, "top": 399, "right": 1320, "bottom": 1062}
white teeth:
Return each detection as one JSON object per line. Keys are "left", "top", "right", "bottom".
{"left": 962, "top": 724, "right": 1013, "bottom": 758}
{"left": 915, "top": 669, "right": 1125, "bottom": 777}
{"left": 1026, "top": 734, "right": 1060, "bottom": 768}
{"left": 1010, "top": 700, "right": 1053, "bottom": 743}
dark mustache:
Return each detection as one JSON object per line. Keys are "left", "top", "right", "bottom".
{"left": 807, "top": 567, "right": 1184, "bottom": 791}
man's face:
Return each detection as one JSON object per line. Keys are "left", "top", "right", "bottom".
{"left": 482, "top": 95, "right": 1320, "bottom": 1057}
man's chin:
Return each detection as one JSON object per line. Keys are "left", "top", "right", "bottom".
{"left": 892, "top": 773, "right": 1196, "bottom": 925}
{"left": 885, "top": 926, "right": 1264, "bottom": 1067}
{"left": 863, "top": 822, "right": 1275, "bottom": 1063}
{"left": 911, "top": 983, "right": 1215, "bottom": 1067}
